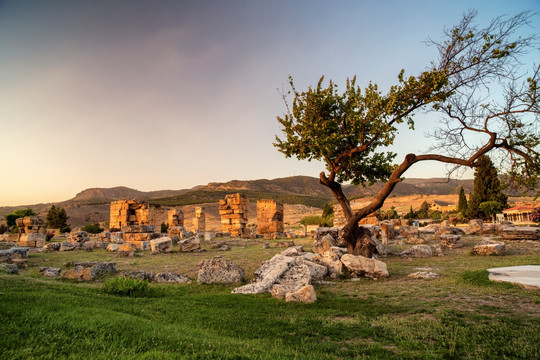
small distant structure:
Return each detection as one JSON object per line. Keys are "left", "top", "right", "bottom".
{"left": 431, "top": 200, "right": 456, "bottom": 213}
{"left": 16, "top": 216, "right": 46, "bottom": 247}
{"left": 502, "top": 206, "right": 535, "bottom": 224}
{"left": 168, "top": 208, "right": 184, "bottom": 227}
{"left": 219, "top": 194, "right": 249, "bottom": 237}
{"left": 257, "top": 200, "right": 284, "bottom": 234}
{"left": 193, "top": 207, "right": 206, "bottom": 233}
{"left": 109, "top": 200, "right": 164, "bottom": 231}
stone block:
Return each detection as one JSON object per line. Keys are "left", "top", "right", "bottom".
{"left": 150, "top": 237, "right": 173, "bottom": 253}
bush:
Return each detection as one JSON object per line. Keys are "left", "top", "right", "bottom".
{"left": 0, "top": 224, "right": 7, "bottom": 234}
{"left": 102, "top": 277, "right": 150, "bottom": 297}
{"left": 45, "top": 233, "right": 54, "bottom": 242}
{"left": 81, "top": 223, "right": 103, "bottom": 234}
{"left": 161, "top": 222, "right": 169, "bottom": 233}
{"left": 301, "top": 215, "right": 333, "bottom": 227}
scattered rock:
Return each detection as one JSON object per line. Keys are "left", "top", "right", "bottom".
{"left": 465, "top": 219, "right": 483, "bottom": 235}
{"left": 279, "top": 246, "right": 304, "bottom": 257}
{"left": 340, "top": 254, "right": 389, "bottom": 278}
{"left": 81, "top": 241, "right": 95, "bottom": 251}
{"left": 270, "top": 264, "right": 311, "bottom": 299}
{"left": 399, "top": 226, "right": 419, "bottom": 238}
{"left": 439, "top": 234, "right": 462, "bottom": 248}
{"left": 107, "top": 243, "right": 120, "bottom": 252}
{"left": 150, "top": 237, "right": 173, "bottom": 253}
{"left": 59, "top": 241, "right": 78, "bottom": 252}
{"left": 120, "top": 271, "right": 154, "bottom": 282}
{"left": 232, "top": 254, "right": 296, "bottom": 294}
{"left": 471, "top": 238, "right": 506, "bottom": 256}
{"left": 178, "top": 237, "right": 201, "bottom": 252}
{"left": 501, "top": 227, "right": 540, "bottom": 241}
{"left": 312, "top": 248, "right": 344, "bottom": 278}
{"left": 218, "top": 244, "right": 230, "bottom": 251}
{"left": 432, "top": 244, "right": 445, "bottom": 257}
{"left": 62, "top": 262, "right": 116, "bottom": 281}
{"left": 400, "top": 245, "right": 433, "bottom": 258}
{"left": 435, "top": 226, "right": 464, "bottom": 240}
{"left": 117, "top": 243, "right": 136, "bottom": 257}
{"left": 70, "top": 231, "right": 90, "bottom": 243}
{"left": 262, "top": 242, "right": 270, "bottom": 249}
{"left": 197, "top": 259, "right": 244, "bottom": 284}
{"left": 43, "top": 242, "right": 61, "bottom": 251}
{"left": 275, "top": 240, "right": 295, "bottom": 248}
{"left": 407, "top": 271, "right": 440, "bottom": 279}
{"left": 0, "top": 263, "right": 18, "bottom": 274}
{"left": 295, "top": 257, "right": 328, "bottom": 282}
{"left": 154, "top": 272, "right": 191, "bottom": 283}
{"left": 94, "top": 241, "right": 109, "bottom": 250}
{"left": 312, "top": 234, "right": 336, "bottom": 254}
{"left": 406, "top": 235, "right": 425, "bottom": 245}
{"left": 39, "top": 267, "right": 62, "bottom": 277}
{"left": 285, "top": 285, "right": 317, "bottom": 303}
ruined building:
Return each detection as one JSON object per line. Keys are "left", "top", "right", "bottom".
{"left": 168, "top": 208, "right": 184, "bottom": 227}
{"left": 109, "top": 200, "right": 164, "bottom": 231}
{"left": 257, "top": 200, "right": 284, "bottom": 234}
{"left": 219, "top": 193, "right": 249, "bottom": 237}
{"left": 16, "top": 216, "right": 46, "bottom": 248}
{"left": 332, "top": 201, "right": 379, "bottom": 226}
{"left": 193, "top": 207, "right": 206, "bottom": 233}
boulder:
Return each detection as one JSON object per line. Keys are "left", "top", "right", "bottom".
{"left": 295, "top": 257, "right": 328, "bottom": 281}
{"left": 275, "top": 240, "right": 295, "bottom": 248}
{"left": 407, "top": 271, "right": 440, "bottom": 279}
{"left": 312, "top": 234, "right": 336, "bottom": 254}
{"left": 232, "top": 254, "right": 296, "bottom": 294}
{"left": 70, "top": 231, "right": 90, "bottom": 243}
{"left": 471, "top": 238, "right": 506, "bottom": 256}
{"left": 39, "top": 267, "right": 62, "bottom": 277}
{"left": 439, "top": 234, "right": 462, "bottom": 248}
{"left": 399, "top": 226, "right": 419, "bottom": 238}
{"left": 285, "top": 285, "right": 317, "bottom": 303}
{"left": 270, "top": 264, "right": 311, "bottom": 299}
{"left": 218, "top": 244, "right": 230, "bottom": 251}
{"left": 59, "top": 241, "right": 78, "bottom": 252}
{"left": 311, "top": 247, "right": 345, "bottom": 278}
{"left": 465, "top": 219, "right": 483, "bottom": 235}
{"left": 107, "top": 243, "right": 120, "bottom": 252}
{"left": 279, "top": 246, "right": 304, "bottom": 257}
{"left": 117, "top": 243, "right": 136, "bottom": 257}
{"left": 400, "top": 245, "right": 433, "bottom": 258}
{"left": 150, "top": 237, "right": 173, "bottom": 253}
{"left": 435, "top": 226, "right": 464, "bottom": 240}
{"left": 197, "top": 259, "right": 244, "bottom": 284}
{"left": 62, "top": 262, "right": 116, "bottom": 281}
{"left": 340, "top": 254, "right": 389, "bottom": 278}
{"left": 94, "top": 241, "right": 109, "bottom": 249}
{"left": 406, "top": 235, "right": 425, "bottom": 245}
{"left": 178, "top": 237, "right": 201, "bottom": 252}
{"left": 154, "top": 272, "right": 191, "bottom": 283}
{"left": 0, "top": 263, "right": 18, "bottom": 274}
{"left": 82, "top": 241, "right": 95, "bottom": 251}
{"left": 501, "top": 226, "right": 540, "bottom": 241}
{"left": 432, "top": 244, "right": 445, "bottom": 257}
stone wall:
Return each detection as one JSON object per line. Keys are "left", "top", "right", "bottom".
{"left": 332, "top": 202, "right": 379, "bottom": 227}
{"left": 219, "top": 194, "right": 249, "bottom": 237}
{"left": 109, "top": 200, "right": 164, "bottom": 231}
{"left": 168, "top": 208, "right": 184, "bottom": 227}
{"left": 257, "top": 200, "right": 284, "bottom": 234}
{"left": 15, "top": 216, "right": 46, "bottom": 247}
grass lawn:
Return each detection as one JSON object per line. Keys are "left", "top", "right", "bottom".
{"left": 0, "top": 235, "right": 539, "bottom": 359}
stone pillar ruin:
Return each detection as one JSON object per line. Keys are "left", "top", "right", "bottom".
{"left": 109, "top": 200, "right": 164, "bottom": 231}
{"left": 16, "top": 216, "right": 46, "bottom": 248}
{"left": 193, "top": 207, "right": 206, "bottom": 233}
{"left": 257, "top": 200, "right": 284, "bottom": 234}
{"left": 168, "top": 208, "right": 184, "bottom": 227}
{"left": 219, "top": 193, "right": 249, "bottom": 237}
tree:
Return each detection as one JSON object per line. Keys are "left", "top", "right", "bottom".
{"left": 417, "top": 201, "right": 431, "bottom": 219}
{"left": 404, "top": 206, "right": 416, "bottom": 219}
{"left": 467, "top": 155, "right": 508, "bottom": 218}
{"left": 5, "top": 208, "right": 36, "bottom": 228}
{"left": 322, "top": 203, "right": 335, "bottom": 218}
{"left": 46, "top": 205, "right": 71, "bottom": 233}
{"left": 275, "top": 11, "right": 539, "bottom": 256}
{"left": 478, "top": 201, "right": 504, "bottom": 222}
{"left": 457, "top": 186, "right": 468, "bottom": 217}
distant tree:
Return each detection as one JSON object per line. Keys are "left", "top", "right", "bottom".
{"left": 429, "top": 210, "right": 442, "bottom": 220}
{"left": 457, "top": 187, "right": 468, "bottom": 217}
{"left": 46, "top": 205, "right": 71, "bottom": 233}
{"left": 405, "top": 206, "right": 416, "bottom": 219}
{"left": 322, "top": 203, "right": 335, "bottom": 218}
{"left": 417, "top": 201, "right": 431, "bottom": 219}
{"left": 81, "top": 223, "right": 103, "bottom": 234}
{"left": 301, "top": 215, "right": 333, "bottom": 227}
{"left": 467, "top": 156, "right": 508, "bottom": 218}
{"left": 275, "top": 11, "right": 539, "bottom": 256}
{"left": 5, "top": 208, "right": 36, "bottom": 228}
{"left": 478, "top": 201, "right": 505, "bottom": 222}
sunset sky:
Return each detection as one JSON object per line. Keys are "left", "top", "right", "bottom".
{"left": 1, "top": 0, "right": 538, "bottom": 206}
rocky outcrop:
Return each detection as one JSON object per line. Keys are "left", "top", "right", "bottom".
{"left": 197, "top": 259, "right": 244, "bottom": 284}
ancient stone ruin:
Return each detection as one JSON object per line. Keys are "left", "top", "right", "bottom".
{"left": 332, "top": 202, "right": 379, "bottom": 226}
{"left": 219, "top": 193, "right": 249, "bottom": 237}
{"left": 123, "top": 225, "right": 161, "bottom": 250}
{"left": 257, "top": 200, "right": 284, "bottom": 234}
{"left": 168, "top": 208, "right": 184, "bottom": 227}
{"left": 16, "top": 216, "right": 46, "bottom": 248}
{"left": 109, "top": 200, "right": 164, "bottom": 231}
{"left": 193, "top": 207, "right": 206, "bottom": 233}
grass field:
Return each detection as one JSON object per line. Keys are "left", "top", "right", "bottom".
{"left": 1, "top": 235, "right": 539, "bottom": 359}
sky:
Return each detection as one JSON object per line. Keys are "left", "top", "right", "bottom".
{"left": 0, "top": 0, "right": 539, "bottom": 206}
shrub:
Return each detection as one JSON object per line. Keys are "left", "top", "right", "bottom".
{"left": 45, "top": 233, "right": 54, "bottom": 242}
{"left": 301, "top": 215, "right": 333, "bottom": 227}
{"left": 161, "top": 222, "right": 169, "bottom": 233}
{"left": 81, "top": 223, "right": 103, "bottom": 234}
{"left": 0, "top": 224, "right": 7, "bottom": 234}
{"left": 102, "top": 277, "right": 149, "bottom": 297}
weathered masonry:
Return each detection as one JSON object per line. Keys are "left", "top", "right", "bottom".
{"left": 219, "top": 193, "right": 249, "bottom": 237}
{"left": 109, "top": 200, "right": 164, "bottom": 231}
{"left": 257, "top": 200, "right": 284, "bottom": 234}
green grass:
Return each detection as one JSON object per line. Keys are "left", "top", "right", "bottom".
{"left": 0, "top": 236, "right": 539, "bottom": 359}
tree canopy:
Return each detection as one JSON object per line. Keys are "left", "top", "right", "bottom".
{"left": 5, "top": 209, "right": 36, "bottom": 228}
{"left": 274, "top": 10, "right": 539, "bottom": 255}
{"left": 46, "top": 205, "right": 71, "bottom": 233}
{"left": 467, "top": 155, "right": 508, "bottom": 218}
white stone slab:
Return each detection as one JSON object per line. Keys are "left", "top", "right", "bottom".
{"left": 487, "top": 265, "right": 540, "bottom": 289}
